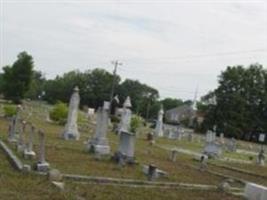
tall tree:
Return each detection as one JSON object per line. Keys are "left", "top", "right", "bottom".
{"left": 2, "top": 52, "right": 34, "bottom": 103}
{"left": 118, "top": 79, "right": 159, "bottom": 118}
{"left": 202, "top": 64, "right": 267, "bottom": 139}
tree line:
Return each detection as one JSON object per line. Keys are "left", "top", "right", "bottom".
{"left": 0, "top": 52, "right": 186, "bottom": 119}
{"left": 1, "top": 52, "right": 266, "bottom": 140}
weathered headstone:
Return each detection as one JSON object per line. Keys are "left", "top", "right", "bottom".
{"left": 8, "top": 116, "right": 17, "bottom": 143}
{"left": 154, "top": 105, "right": 164, "bottom": 137}
{"left": 227, "top": 137, "right": 237, "bottom": 152}
{"left": 114, "top": 131, "right": 135, "bottom": 164}
{"left": 170, "top": 149, "right": 178, "bottom": 162}
{"left": 118, "top": 96, "right": 132, "bottom": 134}
{"left": 24, "top": 124, "right": 36, "bottom": 159}
{"left": 87, "top": 102, "right": 110, "bottom": 155}
{"left": 199, "top": 154, "right": 208, "bottom": 171}
{"left": 188, "top": 132, "right": 193, "bottom": 142}
{"left": 17, "top": 121, "right": 26, "bottom": 153}
{"left": 257, "top": 149, "right": 265, "bottom": 166}
{"left": 36, "top": 130, "right": 49, "bottom": 172}
{"left": 142, "top": 164, "right": 168, "bottom": 181}
{"left": 63, "top": 86, "right": 80, "bottom": 140}
{"left": 219, "top": 133, "right": 225, "bottom": 144}
{"left": 203, "top": 130, "right": 222, "bottom": 158}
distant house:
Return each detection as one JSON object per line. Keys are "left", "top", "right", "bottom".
{"left": 165, "top": 104, "right": 195, "bottom": 124}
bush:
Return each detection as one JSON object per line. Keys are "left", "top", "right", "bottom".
{"left": 110, "top": 115, "right": 120, "bottom": 123}
{"left": 49, "top": 102, "right": 68, "bottom": 125}
{"left": 3, "top": 105, "right": 17, "bottom": 117}
{"left": 130, "top": 115, "right": 144, "bottom": 133}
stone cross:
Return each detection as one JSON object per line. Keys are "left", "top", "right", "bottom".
{"left": 36, "top": 129, "right": 49, "bottom": 172}
{"left": 24, "top": 124, "right": 36, "bottom": 159}
{"left": 118, "top": 96, "right": 132, "bottom": 134}
{"left": 154, "top": 105, "right": 164, "bottom": 137}
{"left": 63, "top": 86, "right": 80, "bottom": 140}
{"left": 87, "top": 102, "right": 110, "bottom": 155}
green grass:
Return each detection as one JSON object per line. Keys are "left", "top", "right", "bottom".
{"left": 2, "top": 100, "right": 266, "bottom": 199}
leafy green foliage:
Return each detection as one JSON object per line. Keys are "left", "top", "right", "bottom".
{"left": 49, "top": 102, "right": 68, "bottom": 124}
{"left": 3, "top": 105, "right": 17, "bottom": 117}
{"left": 130, "top": 115, "right": 144, "bottom": 133}
{"left": 202, "top": 64, "right": 267, "bottom": 139}
{"left": 118, "top": 79, "right": 159, "bottom": 118}
{"left": 2, "top": 52, "right": 34, "bottom": 103}
{"left": 25, "top": 71, "right": 46, "bottom": 100}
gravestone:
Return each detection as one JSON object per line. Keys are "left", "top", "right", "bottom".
{"left": 24, "top": 124, "right": 36, "bottom": 159}
{"left": 36, "top": 130, "right": 50, "bottom": 172}
{"left": 154, "top": 105, "right": 164, "bottom": 137}
{"left": 220, "top": 133, "right": 225, "bottom": 144}
{"left": 17, "top": 121, "right": 26, "bottom": 153}
{"left": 227, "top": 138, "right": 237, "bottom": 152}
{"left": 118, "top": 96, "right": 132, "bottom": 134}
{"left": 63, "top": 86, "right": 80, "bottom": 140}
{"left": 147, "top": 132, "right": 155, "bottom": 145}
{"left": 87, "top": 102, "right": 110, "bottom": 155}
{"left": 199, "top": 154, "right": 208, "bottom": 171}
{"left": 114, "top": 131, "right": 135, "bottom": 164}
{"left": 257, "top": 149, "right": 265, "bottom": 166}
{"left": 8, "top": 116, "right": 17, "bottom": 143}
{"left": 142, "top": 164, "right": 168, "bottom": 181}
{"left": 203, "top": 130, "right": 222, "bottom": 158}
{"left": 188, "top": 132, "right": 193, "bottom": 142}
{"left": 170, "top": 149, "right": 178, "bottom": 162}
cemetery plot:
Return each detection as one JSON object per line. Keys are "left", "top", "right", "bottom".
{"left": 1, "top": 101, "right": 266, "bottom": 200}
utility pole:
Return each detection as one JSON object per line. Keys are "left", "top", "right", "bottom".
{"left": 109, "top": 60, "right": 122, "bottom": 113}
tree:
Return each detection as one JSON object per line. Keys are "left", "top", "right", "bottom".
{"left": 202, "top": 64, "right": 267, "bottom": 140}
{"left": 161, "top": 98, "right": 184, "bottom": 111}
{"left": 25, "top": 71, "right": 46, "bottom": 100}
{"left": 0, "top": 73, "right": 4, "bottom": 94}
{"left": 2, "top": 52, "right": 34, "bottom": 103}
{"left": 118, "top": 79, "right": 159, "bottom": 118}
{"left": 43, "top": 68, "right": 120, "bottom": 108}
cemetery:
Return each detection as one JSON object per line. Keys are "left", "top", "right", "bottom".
{"left": 0, "top": 90, "right": 266, "bottom": 200}
{"left": 1, "top": 1, "right": 267, "bottom": 199}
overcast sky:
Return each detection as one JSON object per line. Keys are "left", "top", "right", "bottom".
{"left": 1, "top": 0, "right": 267, "bottom": 100}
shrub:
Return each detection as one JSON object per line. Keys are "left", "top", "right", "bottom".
{"left": 130, "top": 115, "right": 144, "bottom": 133}
{"left": 3, "top": 105, "right": 17, "bottom": 117}
{"left": 49, "top": 102, "right": 68, "bottom": 125}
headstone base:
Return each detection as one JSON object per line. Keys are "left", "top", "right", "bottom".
{"left": 113, "top": 151, "right": 136, "bottom": 165}
{"left": 89, "top": 144, "right": 110, "bottom": 155}
{"left": 36, "top": 162, "right": 50, "bottom": 172}
{"left": 24, "top": 150, "right": 36, "bottom": 160}
{"left": 63, "top": 132, "right": 79, "bottom": 140}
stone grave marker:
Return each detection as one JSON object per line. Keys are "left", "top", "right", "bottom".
{"left": 24, "top": 124, "right": 36, "bottom": 159}
{"left": 154, "top": 105, "right": 164, "bottom": 137}
{"left": 36, "top": 129, "right": 50, "bottom": 172}
{"left": 63, "top": 86, "right": 80, "bottom": 140}
{"left": 8, "top": 116, "right": 17, "bottom": 143}
{"left": 87, "top": 102, "right": 110, "bottom": 155}
{"left": 17, "top": 120, "right": 26, "bottom": 153}
{"left": 227, "top": 137, "right": 237, "bottom": 152}
{"left": 114, "top": 131, "right": 135, "bottom": 164}
{"left": 118, "top": 96, "right": 132, "bottom": 134}
{"left": 203, "top": 130, "right": 222, "bottom": 158}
